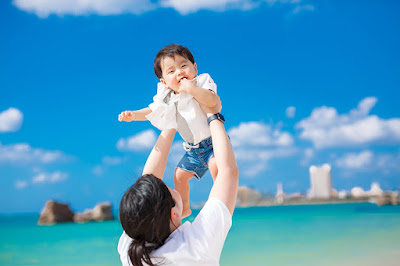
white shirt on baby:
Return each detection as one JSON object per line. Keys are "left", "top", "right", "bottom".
{"left": 117, "top": 197, "right": 232, "bottom": 266}
{"left": 145, "top": 73, "right": 217, "bottom": 145}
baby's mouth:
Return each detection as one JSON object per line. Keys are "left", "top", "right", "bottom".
{"left": 179, "top": 77, "right": 187, "bottom": 83}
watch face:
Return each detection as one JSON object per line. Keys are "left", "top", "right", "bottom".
{"left": 217, "top": 113, "right": 225, "bottom": 123}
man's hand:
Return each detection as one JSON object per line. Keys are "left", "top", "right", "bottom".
{"left": 118, "top": 111, "right": 136, "bottom": 122}
{"left": 178, "top": 78, "right": 197, "bottom": 94}
{"left": 199, "top": 95, "right": 222, "bottom": 117}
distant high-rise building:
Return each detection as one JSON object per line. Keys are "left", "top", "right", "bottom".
{"left": 309, "top": 164, "right": 332, "bottom": 199}
{"left": 276, "top": 182, "right": 285, "bottom": 204}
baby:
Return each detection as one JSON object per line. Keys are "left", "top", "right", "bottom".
{"left": 118, "top": 44, "right": 222, "bottom": 218}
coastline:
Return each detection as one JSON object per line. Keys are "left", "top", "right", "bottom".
{"left": 191, "top": 197, "right": 373, "bottom": 210}
{"left": 241, "top": 197, "right": 371, "bottom": 207}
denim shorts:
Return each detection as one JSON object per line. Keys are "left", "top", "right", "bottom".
{"left": 176, "top": 136, "right": 214, "bottom": 180}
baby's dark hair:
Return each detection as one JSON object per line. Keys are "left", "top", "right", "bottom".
{"left": 154, "top": 44, "right": 195, "bottom": 79}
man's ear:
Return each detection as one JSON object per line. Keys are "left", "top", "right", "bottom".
{"left": 169, "top": 208, "right": 179, "bottom": 232}
{"left": 170, "top": 208, "right": 176, "bottom": 219}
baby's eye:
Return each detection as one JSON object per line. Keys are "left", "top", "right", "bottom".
{"left": 169, "top": 70, "right": 174, "bottom": 74}
{"left": 181, "top": 65, "right": 186, "bottom": 68}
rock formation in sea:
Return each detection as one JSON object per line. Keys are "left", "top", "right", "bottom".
{"left": 38, "top": 201, "right": 114, "bottom": 225}
{"left": 74, "top": 202, "right": 114, "bottom": 223}
{"left": 38, "top": 200, "right": 74, "bottom": 225}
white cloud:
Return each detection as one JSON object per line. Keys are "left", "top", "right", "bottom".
{"left": 292, "top": 4, "right": 314, "bottom": 14}
{"left": 234, "top": 146, "right": 296, "bottom": 161}
{"left": 15, "top": 180, "right": 28, "bottom": 189}
{"left": 0, "top": 142, "right": 71, "bottom": 164}
{"left": 92, "top": 156, "right": 126, "bottom": 176}
{"left": 240, "top": 161, "right": 267, "bottom": 177}
{"left": 376, "top": 152, "right": 400, "bottom": 169}
{"left": 335, "top": 150, "right": 373, "bottom": 170}
{"left": 228, "top": 121, "right": 294, "bottom": 147}
{"left": 234, "top": 146, "right": 297, "bottom": 177}
{"left": 266, "top": 0, "right": 315, "bottom": 13}
{"left": 228, "top": 121, "right": 296, "bottom": 177}
{"left": 117, "top": 129, "right": 157, "bottom": 151}
{"left": 118, "top": 122, "right": 296, "bottom": 178}
{"left": 102, "top": 156, "right": 124, "bottom": 165}
{"left": 0, "top": 108, "right": 23, "bottom": 133}
{"left": 286, "top": 106, "right": 296, "bottom": 118}
{"left": 334, "top": 150, "right": 400, "bottom": 174}
{"left": 265, "top": 0, "right": 301, "bottom": 3}
{"left": 13, "top": 0, "right": 155, "bottom": 18}
{"left": 351, "top": 97, "right": 377, "bottom": 117}
{"left": 296, "top": 97, "right": 400, "bottom": 148}
{"left": 138, "top": 122, "right": 296, "bottom": 178}
{"left": 300, "top": 147, "right": 314, "bottom": 166}
{"left": 160, "top": 0, "right": 257, "bottom": 15}
{"left": 13, "top": 0, "right": 312, "bottom": 17}
{"left": 92, "top": 165, "right": 104, "bottom": 176}
{"left": 32, "top": 171, "right": 68, "bottom": 184}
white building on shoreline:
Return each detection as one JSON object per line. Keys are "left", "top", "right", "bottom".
{"left": 309, "top": 164, "right": 332, "bottom": 199}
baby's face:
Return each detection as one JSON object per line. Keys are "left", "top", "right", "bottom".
{"left": 160, "top": 55, "right": 197, "bottom": 92}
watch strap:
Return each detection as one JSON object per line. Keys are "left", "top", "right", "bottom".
{"left": 207, "top": 113, "right": 225, "bottom": 124}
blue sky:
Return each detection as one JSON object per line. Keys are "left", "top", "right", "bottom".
{"left": 1, "top": 0, "right": 399, "bottom": 214}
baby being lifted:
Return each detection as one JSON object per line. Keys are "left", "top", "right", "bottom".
{"left": 118, "top": 44, "right": 223, "bottom": 218}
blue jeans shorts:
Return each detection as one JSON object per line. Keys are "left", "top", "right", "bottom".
{"left": 176, "top": 136, "right": 214, "bottom": 180}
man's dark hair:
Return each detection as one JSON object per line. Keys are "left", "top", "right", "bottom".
{"left": 154, "top": 44, "right": 195, "bottom": 79}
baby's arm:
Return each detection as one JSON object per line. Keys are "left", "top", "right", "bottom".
{"left": 118, "top": 107, "right": 151, "bottom": 122}
{"left": 179, "top": 78, "right": 218, "bottom": 108}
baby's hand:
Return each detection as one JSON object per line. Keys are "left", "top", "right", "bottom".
{"left": 178, "top": 78, "right": 197, "bottom": 94}
{"left": 118, "top": 111, "right": 136, "bottom": 122}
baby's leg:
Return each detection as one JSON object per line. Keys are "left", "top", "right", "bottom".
{"left": 174, "top": 168, "right": 195, "bottom": 218}
{"left": 208, "top": 156, "right": 218, "bottom": 182}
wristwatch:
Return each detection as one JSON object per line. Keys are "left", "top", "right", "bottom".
{"left": 207, "top": 113, "right": 225, "bottom": 124}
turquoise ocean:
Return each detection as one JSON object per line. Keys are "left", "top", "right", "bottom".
{"left": 1, "top": 203, "right": 400, "bottom": 266}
